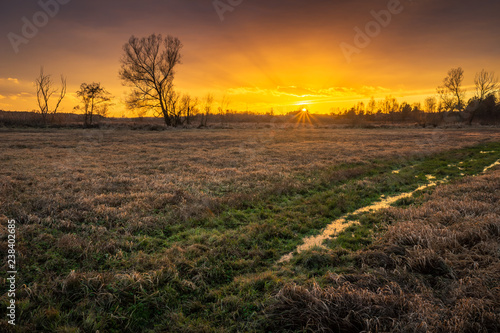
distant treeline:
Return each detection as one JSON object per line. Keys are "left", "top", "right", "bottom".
{"left": 329, "top": 92, "right": 500, "bottom": 127}
{"left": 1, "top": 96, "right": 499, "bottom": 130}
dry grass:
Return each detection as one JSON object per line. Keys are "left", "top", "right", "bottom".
{"left": 268, "top": 169, "right": 500, "bottom": 333}
{"left": 2, "top": 127, "right": 499, "bottom": 231}
{"left": 1, "top": 127, "right": 500, "bottom": 332}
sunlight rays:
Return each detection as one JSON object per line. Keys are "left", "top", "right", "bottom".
{"left": 291, "top": 109, "right": 317, "bottom": 127}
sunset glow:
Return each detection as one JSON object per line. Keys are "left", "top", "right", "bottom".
{"left": 1, "top": 0, "right": 499, "bottom": 116}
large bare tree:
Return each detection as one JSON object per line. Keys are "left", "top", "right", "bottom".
{"left": 35, "top": 67, "right": 66, "bottom": 124}
{"left": 119, "top": 34, "right": 182, "bottom": 126}
{"left": 438, "top": 67, "right": 465, "bottom": 111}
{"left": 474, "top": 69, "right": 498, "bottom": 101}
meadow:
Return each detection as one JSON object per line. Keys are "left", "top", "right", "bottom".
{"left": 1, "top": 126, "right": 500, "bottom": 332}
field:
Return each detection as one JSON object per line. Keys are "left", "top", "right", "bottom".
{"left": 1, "top": 126, "right": 500, "bottom": 332}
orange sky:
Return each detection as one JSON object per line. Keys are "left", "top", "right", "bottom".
{"left": 1, "top": 0, "right": 499, "bottom": 116}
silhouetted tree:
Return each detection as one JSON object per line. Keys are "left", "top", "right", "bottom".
{"left": 438, "top": 67, "right": 465, "bottom": 111}
{"left": 400, "top": 102, "right": 412, "bottom": 120}
{"left": 367, "top": 97, "right": 376, "bottom": 115}
{"left": 119, "top": 34, "right": 182, "bottom": 127}
{"left": 75, "top": 82, "right": 111, "bottom": 127}
{"left": 381, "top": 96, "right": 398, "bottom": 114}
{"left": 35, "top": 67, "right": 66, "bottom": 124}
{"left": 465, "top": 94, "right": 499, "bottom": 125}
{"left": 356, "top": 101, "right": 365, "bottom": 116}
{"left": 199, "top": 93, "right": 214, "bottom": 128}
{"left": 461, "top": 70, "right": 499, "bottom": 125}
{"left": 166, "top": 90, "right": 181, "bottom": 126}
{"left": 474, "top": 69, "right": 498, "bottom": 101}
{"left": 180, "top": 94, "right": 197, "bottom": 125}
{"left": 424, "top": 97, "right": 437, "bottom": 113}
{"left": 218, "top": 95, "right": 230, "bottom": 124}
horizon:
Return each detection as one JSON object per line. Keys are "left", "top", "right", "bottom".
{"left": 1, "top": 0, "right": 499, "bottom": 116}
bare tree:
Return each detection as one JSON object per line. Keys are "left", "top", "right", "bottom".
{"left": 437, "top": 86, "right": 454, "bottom": 111}
{"left": 438, "top": 67, "right": 465, "bottom": 111}
{"left": 464, "top": 70, "right": 499, "bottom": 125}
{"left": 75, "top": 82, "right": 111, "bottom": 127}
{"left": 424, "top": 97, "right": 437, "bottom": 113}
{"left": 199, "top": 93, "right": 214, "bottom": 128}
{"left": 35, "top": 67, "right": 66, "bottom": 124}
{"left": 382, "top": 96, "right": 398, "bottom": 114}
{"left": 474, "top": 69, "right": 498, "bottom": 101}
{"left": 218, "top": 95, "right": 230, "bottom": 124}
{"left": 367, "top": 97, "right": 376, "bottom": 115}
{"left": 180, "top": 94, "right": 197, "bottom": 125}
{"left": 356, "top": 101, "right": 365, "bottom": 116}
{"left": 167, "top": 90, "right": 182, "bottom": 126}
{"left": 119, "top": 34, "right": 182, "bottom": 127}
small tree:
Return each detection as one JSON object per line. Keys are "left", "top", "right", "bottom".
{"left": 424, "top": 97, "right": 437, "bottom": 113}
{"left": 356, "top": 101, "right": 365, "bottom": 116}
{"left": 35, "top": 67, "right": 66, "bottom": 124}
{"left": 180, "top": 94, "right": 197, "bottom": 125}
{"left": 199, "top": 93, "right": 214, "bottom": 128}
{"left": 464, "top": 70, "right": 499, "bottom": 125}
{"left": 218, "top": 95, "right": 230, "bottom": 124}
{"left": 167, "top": 90, "right": 182, "bottom": 126}
{"left": 438, "top": 67, "right": 465, "bottom": 111}
{"left": 367, "top": 97, "right": 376, "bottom": 115}
{"left": 400, "top": 103, "right": 412, "bottom": 120}
{"left": 75, "top": 82, "right": 111, "bottom": 127}
{"left": 474, "top": 69, "right": 498, "bottom": 101}
{"left": 437, "top": 87, "right": 453, "bottom": 111}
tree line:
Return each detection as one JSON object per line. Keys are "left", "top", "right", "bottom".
{"left": 333, "top": 67, "right": 499, "bottom": 126}
{"left": 32, "top": 33, "right": 499, "bottom": 127}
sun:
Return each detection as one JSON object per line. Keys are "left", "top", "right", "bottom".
{"left": 291, "top": 106, "right": 316, "bottom": 127}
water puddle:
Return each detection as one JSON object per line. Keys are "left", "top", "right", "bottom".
{"left": 279, "top": 175, "right": 439, "bottom": 263}
{"left": 482, "top": 159, "right": 500, "bottom": 173}
{"left": 279, "top": 159, "right": 500, "bottom": 263}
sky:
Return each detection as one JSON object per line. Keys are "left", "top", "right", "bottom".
{"left": 1, "top": 0, "right": 499, "bottom": 116}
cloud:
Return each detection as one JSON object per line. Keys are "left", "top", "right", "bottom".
{"left": 227, "top": 87, "right": 268, "bottom": 96}
{"left": 0, "top": 77, "right": 19, "bottom": 84}
{"left": 8, "top": 92, "right": 33, "bottom": 101}
{"left": 358, "top": 86, "right": 391, "bottom": 96}
{"left": 228, "top": 85, "right": 392, "bottom": 100}
{"left": 274, "top": 86, "right": 328, "bottom": 98}
{"left": 0, "top": 78, "right": 34, "bottom": 98}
